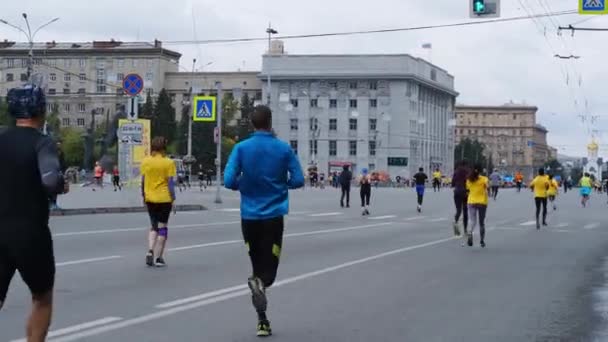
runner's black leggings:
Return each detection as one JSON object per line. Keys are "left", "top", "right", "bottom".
{"left": 341, "top": 186, "right": 350, "bottom": 205}
{"left": 360, "top": 184, "right": 371, "bottom": 207}
{"left": 241, "top": 216, "right": 284, "bottom": 289}
{"left": 454, "top": 190, "right": 468, "bottom": 230}
{"left": 535, "top": 197, "right": 547, "bottom": 223}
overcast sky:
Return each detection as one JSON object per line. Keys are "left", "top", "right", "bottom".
{"left": 1, "top": 0, "right": 606, "bottom": 157}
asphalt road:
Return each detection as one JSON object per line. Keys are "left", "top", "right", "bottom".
{"left": 2, "top": 187, "right": 608, "bottom": 342}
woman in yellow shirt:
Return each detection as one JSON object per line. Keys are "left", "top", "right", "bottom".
{"left": 547, "top": 174, "right": 559, "bottom": 211}
{"left": 465, "top": 163, "right": 489, "bottom": 248}
{"left": 530, "top": 168, "right": 550, "bottom": 229}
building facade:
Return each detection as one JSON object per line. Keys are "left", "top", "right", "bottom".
{"left": 454, "top": 104, "right": 554, "bottom": 176}
{"left": 0, "top": 40, "right": 181, "bottom": 128}
{"left": 261, "top": 49, "right": 458, "bottom": 178}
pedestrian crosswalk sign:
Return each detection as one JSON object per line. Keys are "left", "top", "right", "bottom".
{"left": 193, "top": 96, "right": 216, "bottom": 122}
{"left": 580, "top": 0, "right": 607, "bottom": 14}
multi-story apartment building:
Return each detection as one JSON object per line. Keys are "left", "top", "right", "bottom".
{"left": 454, "top": 104, "right": 554, "bottom": 176}
{"left": 262, "top": 43, "right": 458, "bottom": 178}
{"left": 0, "top": 39, "right": 181, "bottom": 128}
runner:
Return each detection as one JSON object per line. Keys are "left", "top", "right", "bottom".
{"left": 489, "top": 168, "right": 501, "bottom": 201}
{"left": 177, "top": 169, "right": 186, "bottom": 192}
{"left": 515, "top": 170, "right": 524, "bottom": 193}
{"left": 452, "top": 160, "right": 469, "bottom": 238}
{"left": 224, "top": 105, "right": 304, "bottom": 337}
{"left": 0, "top": 83, "right": 68, "bottom": 342}
{"left": 580, "top": 172, "right": 592, "bottom": 208}
{"left": 413, "top": 167, "right": 428, "bottom": 213}
{"left": 92, "top": 161, "right": 104, "bottom": 191}
{"left": 359, "top": 168, "right": 372, "bottom": 216}
{"left": 141, "top": 137, "right": 176, "bottom": 267}
{"left": 466, "top": 163, "right": 488, "bottom": 247}
{"left": 547, "top": 174, "right": 559, "bottom": 211}
{"left": 339, "top": 165, "right": 352, "bottom": 208}
{"left": 432, "top": 168, "right": 442, "bottom": 192}
{"left": 530, "top": 168, "right": 550, "bottom": 229}
{"left": 198, "top": 165, "right": 206, "bottom": 191}
{"left": 112, "top": 165, "right": 122, "bottom": 191}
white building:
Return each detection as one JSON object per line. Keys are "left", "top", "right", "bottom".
{"left": 260, "top": 43, "right": 458, "bottom": 178}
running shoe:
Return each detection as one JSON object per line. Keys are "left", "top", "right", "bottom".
{"left": 480, "top": 240, "right": 486, "bottom": 248}
{"left": 536, "top": 221, "right": 540, "bottom": 230}
{"left": 553, "top": 204, "right": 557, "bottom": 211}
{"left": 467, "top": 233, "right": 473, "bottom": 247}
{"left": 155, "top": 257, "right": 166, "bottom": 267}
{"left": 417, "top": 205, "right": 422, "bottom": 213}
{"left": 146, "top": 252, "right": 154, "bottom": 267}
{"left": 453, "top": 222, "right": 461, "bottom": 236}
{"left": 256, "top": 319, "right": 272, "bottom": 337}
{"left": 248, "top": 277, "right": 267, "bottom": 313}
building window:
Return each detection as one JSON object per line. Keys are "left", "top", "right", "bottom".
{"left": 64, "top": 74, "right": 71, "bottom": 82}
{"left": 349, "top": 82, "right": 357, "bottom": 89}
{"left": 21, "top": 59, "right": 28, "bottom": 68}
{"left": 329, "top": 99, "right": 337, "bottom": 108}
{"left": 20, "top": 74, "right": 28, "bottom": 81}
{"left": 349, "top": 140, "right": 357, "bottom": 156}
{"left": 48, "top": 88, "right": 56, "bottom": 95}
{"left": 310, "top": 99, "right": 318, "bottom": 108}
{"left": 309, "top": 118, "right": 318, "bottom": 131}
{"left": 62, "top": 118, "right": 70, "bottom": 126}
{"left": 64, "top": 59, "right": 72, "bottom": 68}
{"left": 329, "top": 140, "right": 337, "bottom": 156}
{"left": 63, "top": 89, "right": 70, "bottom": 95}
{"left": 116, "top": 88, "right": 124, "bottom": 95}
{"left": 78, "top": 88, "right": 86, "bottom": 95}
{"left": 117, "top": 58, "right": 125, "bottom": 68}
{"left": 329, "top": 118, "right": 337, "bottom": 131}
{"left": 349, "top": 99, "right": 358, "bottom": 108}
{"left": 117, "top": 73, "right": 124, "bottom": 82}
{"left": 290, "top": 99, "right": 298, "bottom": 108}
{"left": 369, "top": 141, "right": 377, "bottom": 156}
{"left": 370, "top": 81, "right": 378, "bottom": 90}
{"left": 329, "top": 81, "right": 338, "bottom": 90}
{"left": 79, "top": 59, "right": 86, "bottom": 68}
{"left": 47, "top": 59, "right": 57, "bottom": 67}
{"left": 145, "top": 72, "right": 154, "bottom": 81}
{"left": 5, "top": 73, "right": 14, "bottom": 82}
{"left": 6, "top": 59, "right": 14, "bottom": 68}
{"left": 79, "top": 73, "right": 86, "bottom": 82}
{"left": 370, "top": 99, "right": 377, "bottom": 108}
{"left": 132, "top": 59, "right": 138, "bottom": 68}
{"left": 96, "top": 81, "right": 106, "bottom": 93}
{"left": 349, "top": 118, "right": 357, "bottom": 131}
{"left": 63, "top": 103, "right": 71, "bottom": 112}
{"left": 290, "top": 118, "right": 298, "bottom": 131}
{"left": 77, "top": 118, "right": 85, "bottom": 127}
{"left": 78, "top": 103, "right": 86, "bottom": 113}
{"left": 290, "top": 140, "right": 298, "bottom": 154}
{"left": 309, "top": 140, "right": 318, "bottom": 156}
{"left": 369, "top": 118, "right": 377, "bottom": 131}
{"left": 50, "top": 73, "right": 57, "bottom": 81}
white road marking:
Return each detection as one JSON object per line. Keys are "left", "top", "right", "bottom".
{"left": 309, "top": 212, "right": 342, "bottom": 217}
{"left": 368, "top": 215, "right": 397, "bottom": 220}
{"left": 53, "top": 220, "right": 240, "bottom": 237}
{"left": 290, "top": 211, "right": 312, "bottom": 215}
{"left": 56, "top": 256, "right": 122, "bottom": 267}
{"left": 404, "top": 216, "right": 427, "bottom": 221}
{"left": 52, "top": 235, "right": 459, "bottom": 341}
{"left": 584, "top": 223, "right": 600, "bottom": 230}
{"left": 216, "top": 208, "right": 240, "bottom": 212}
{"left": 156, "top": 284, "right": 248, "bottom": 308}
{"left": 555, "top": 223, "right": 569, "bottom": 228}
{"left": 520, "top": 220, "right": 537, "bottom": 226}
{"left": 12, "top": 317, "right": 122, "bottom": 342}
{"left": 429, "top": 218, "right": 448, "bottom": 222}
{"left": 553, "top": 229, "right": 574, "bottom": 233}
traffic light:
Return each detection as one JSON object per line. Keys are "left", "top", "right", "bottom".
{"left": 473, "top": 0, "right": 485, "bottom": 14}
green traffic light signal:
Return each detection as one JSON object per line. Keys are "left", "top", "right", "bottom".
{"left": 473, "top": 0, "right": 485, "bottom": 13}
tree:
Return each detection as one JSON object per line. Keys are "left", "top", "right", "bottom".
{"left": 544, "top": 159, "right": 564, "bottom": 178}
{"left": 237, "top": 93, "right": 255, "bottom": 141}
{"left": 152, "top": 89, "right": 177, "bottom": 142}
{"left": 454, "top": 138, "right": 488, "bottom": 168}
{"left": 140, "top": 93, "right": 154, "bottom": 121}
{"left": 46, "top": 109, "right": 61, "bottom": 139}
{"left": 0, "top": 97, "right": 13, "bottom": 127}
{"left": 220, "top": 92, "right": 240, "bottom": 141}
{"left": 60, "top": 128, "right": 85, "bottom": 167}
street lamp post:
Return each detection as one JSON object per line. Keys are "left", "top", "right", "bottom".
{"left": 187, "top": 58, "right": 196, "bottom": 176}
{"left": 215, "top": 81, "right": 223, "bottom": 204}
{"left": 0, "top": 14, "right": 60, "bottom": 81}
{"left": 266, "top": 24, "right": 278, "bottom": 105}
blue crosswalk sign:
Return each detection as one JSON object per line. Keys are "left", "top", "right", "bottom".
{"left": 580, "top": 0, "right": 607, "bottom": 14}
{"left": 192, "top": 96, "right": 216, "bottom": 122}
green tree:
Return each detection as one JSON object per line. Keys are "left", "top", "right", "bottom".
{"left": 0, "top": 97, "right": 13, "bottom": 127}
{"left": 46, "top": 109, "right": 61, "bottom": 139}
{"left": 220, "top": 92, "right": 240, "bottom": 141}
{"left": 454, "top": 138, "right": 488, "bottom": 168}
{"left": 151, "top": 89, "right": 177, "bottom": 142}
{"left": 60, "top": 128, "right": 85, "bottom": 167}
{"left": 140, "top": 93, "right": 154, "bottom": 121}
{"left": 237, "top": 93, "right": 255, "bottom": 141}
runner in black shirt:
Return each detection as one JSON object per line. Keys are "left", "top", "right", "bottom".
{"left": 452, "top": 160, "right": 469, "bottom": 238}
{"left": 413, "top": 167, "right": 428, "bottom": 213}
{"left": 0, "top": 84, "right": 68, "bottom": 342}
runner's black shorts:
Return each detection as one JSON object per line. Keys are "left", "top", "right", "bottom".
{"left": 146, "top": 202, "right": 173, "bottom": 228}
{"left": 0, "top": 225, "right": 55, "bottom": 302}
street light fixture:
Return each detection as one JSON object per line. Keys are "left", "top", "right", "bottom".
{"left": 266, "top": 24, "right": 278, "bottom": 105}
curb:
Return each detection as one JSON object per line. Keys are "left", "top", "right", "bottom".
{"left": 50, "top": 204, "right": 207, "bottom": 217}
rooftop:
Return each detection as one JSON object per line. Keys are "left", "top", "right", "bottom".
{"left": 0, "top": 40, "right": 181, "bottom": 58}
{"left": 456, "top": 103, "right": 538, "bottom": 111}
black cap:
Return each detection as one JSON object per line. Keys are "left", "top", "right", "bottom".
{"left": 7, "top": 84, "right": 46, "bottom": 119}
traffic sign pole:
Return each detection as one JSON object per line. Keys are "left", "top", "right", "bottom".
{"left": 215, "top": 82, "right": 223, "bottom": 204}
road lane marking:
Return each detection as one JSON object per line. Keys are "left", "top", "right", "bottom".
{"left": 520, "top": 221, "right": 537, "bottom": 226}
{"left": 216, "top": 208, "right": 240, "bottom": 212}
{"left": 53, "top": 234, "right": 459, "bottom": 341}
{"left": 12, "top": 317, "right": 122, "bottom": 342}
{"left": 404, "top": 216, "right": 427, "bottom": 221}
{"left": 157, "top": 284, "right": 249, "bottom": 308}
{"left": 53, "top": 220, "right": 240, "bottom": 237}
{"left": 429, "top": 218, "right": 448, "bottom": 222}
{"left": 56, "top": 256, "right": 122, "bottom": 267}
{"left": 556, "top": 223, "right": 569, "bottom": 228}
{"left": 584, "top": 223, "right": 600, "bottom": 230}
{"left": 309, "top": 212, "right": 342, "bottom": 217}
{"left": 368, "top": 215, "right": 397, "bottom": 220}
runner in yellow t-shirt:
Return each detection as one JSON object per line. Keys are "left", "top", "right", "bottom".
{"left": 530, "top": 168, "right": 550, "bottom": 229}
{"left": 432, "top": 169, "right": 442, "bottom": 192}
{"left": 465, "top": 163, "right": 489, "bottom": 248}
{"left": 547, "top": 174, "right": 559, "bottom": 211}
{"left": 579, "top": 173, "right": 592, "bottom": 207}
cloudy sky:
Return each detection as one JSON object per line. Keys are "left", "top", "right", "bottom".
{"left": 1, "top": 0, "right": 606, "bottom": 157}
